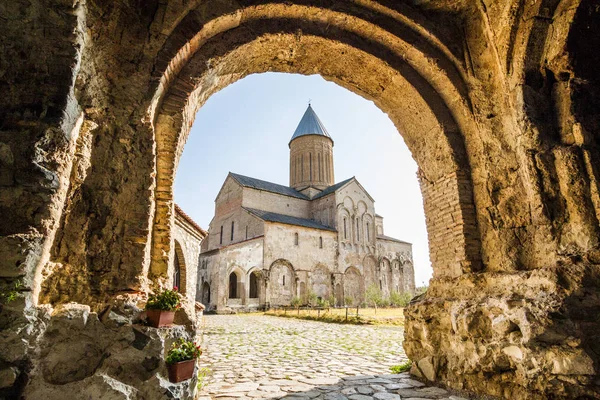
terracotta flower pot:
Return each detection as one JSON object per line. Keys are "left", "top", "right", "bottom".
{"left": 146, "top": 309, "right": 175, "bottom": 328}
{"left": 167, "top": 358, "right": 196, "bottom": 383}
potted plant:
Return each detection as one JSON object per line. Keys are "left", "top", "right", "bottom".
{"left": 145, "top": 287, "right": 181, "bottom": 328}
{"left": 166, "top": 338, "right": 202, "bottom": 383}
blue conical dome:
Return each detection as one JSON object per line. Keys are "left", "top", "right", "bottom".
{"left": 289, "top": 105, "right": 332, "bottom": 145}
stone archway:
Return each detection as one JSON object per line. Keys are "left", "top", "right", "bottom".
{"left": 268, "top": 259, "right": 296, "bottom": 306}
{"left": 228, "top": 272, "right": 239, "bottom": 299}
{"left": 4, "top": 1, "right": 600, "bottom": 398}
{"left": 343, "top": 266, "right": 363, "bottom": 306}
{"left": 201, "top": 281, "right": 211, "bottom": 306}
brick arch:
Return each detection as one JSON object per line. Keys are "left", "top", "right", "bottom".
{"left": 148, "top": 5, "right": 484, "bottom": 287}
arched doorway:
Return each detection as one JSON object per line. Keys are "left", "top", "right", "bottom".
{"left": 249, "top": 271, "right": 259, "bottom": 299}
{"left": 228, "top": 272, "right": 239, "bottom": 299}
{"left": 201, "top": 281, "right": 211, "bottom": 305}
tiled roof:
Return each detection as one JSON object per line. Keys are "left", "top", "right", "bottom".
{"left": 377, "top": 235, "right": 411, "bottom": 245}
{"left": 289, "top": 105, "right": 333, "bottom": 144}
{"left": 244, "top": 207, "right": 336, "bottom": 232}
{"left": 312, "top": 177, "right": 355, "bottom": 200}
{"left": 230, "top": 173, "right": 309, "bottom": 200}
{"left": 174, "top": 204, "right": 208, "bottom": 236}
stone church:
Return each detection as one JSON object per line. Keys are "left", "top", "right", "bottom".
{"left": 198, "top": 105, "right": 415, "bottom": 312}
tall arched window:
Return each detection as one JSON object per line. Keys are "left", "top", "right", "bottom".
{"left": 173, "top": 251, "right": 181, "bottom": 290}
{"left": 343, "top": 218, "right": 347, "bottom": 239}
{"left": 294, "top": 232, "right": 299, "bottom": 246}
{"left": 366, "top": 222, "right": 370, "bottom": 242}
{"left": 230, "top": 221, "right": 234, "bottom": 241}
{"left": 309, "top": 153, "right": 312, "bottom": 180}
{"left": 356, "top": 218, "right": 360, "bottom": 241}
{"left": 249, "top": 272, "right": 259, "bottom": 299}
{"left": 219, "top": 225, "right": 223, "bottom": 245}
{"left": 319, "top": 236, "right": 323, "bottom": 249}
{"left": 229, "top": 272, "right": 238, "bottom": 299}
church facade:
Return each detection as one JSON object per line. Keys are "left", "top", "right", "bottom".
{"left": 198, "top": 105, "right": 415, "bottom": 312}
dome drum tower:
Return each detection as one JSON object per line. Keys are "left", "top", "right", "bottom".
{"left": 289, "top": 105, "right": 335, "bottom": 193}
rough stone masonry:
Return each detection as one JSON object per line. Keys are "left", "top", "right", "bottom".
{"left": 1, "top": 1, "right": 600, "bottom": 399}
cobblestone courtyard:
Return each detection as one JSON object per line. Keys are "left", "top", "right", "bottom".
{"left": 197, "top": 315, "right": 468, "bottom": 399}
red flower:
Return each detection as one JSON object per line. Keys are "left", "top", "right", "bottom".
{"left": 173, "top": 286, "right": 178, "bottom": 291}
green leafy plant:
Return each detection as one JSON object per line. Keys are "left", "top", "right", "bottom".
{"left": 390, "top": 360, "right": 412, "bottom": 374}
{"left": 344, "top": 296, "right": 354, "bottom": 307}
{"left": 197, "top": 367, "right": 211, "bottom": 390}
{"left": 305, "top": 290, "right": 318, "bottom": 307}
{"left": 316, "top": 297, "right": 329, "bottom": 308}
{"left": 365, "top": 284, "right": 384, "bottom": 313}
{"left": 146, "top": 288, "right": 181, "bottom": 311}
{"left": 166, "top": 338, "right": 202, "bottom": 364}
{"left": 389, "top": 291, "right": 413, "bottom": 307}
{"left": 0, "top": 279, "right": 23, "bottom": 305}
{"left": 328, "top": 295, "right": 336, "bottom": 307}
{"left": 290, "top": 296, "right": 302, "bottom": 308}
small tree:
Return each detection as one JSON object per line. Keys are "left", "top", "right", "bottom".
{"left": 344, "top": 296, "right": 354, "bottom": 307}
{"left": 328, "top": 295, "right": 336, "bottom": 308}
{"left": 365, "top": 284, "right": 384, "bottom": 314}
{"left": 290, "top": 296, "right": 301, "bottom": 309}
{"left": 306, "top": 290, "right": 318, "bottom": 307}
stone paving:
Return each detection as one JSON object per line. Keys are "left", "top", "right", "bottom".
{"left": 197, "top": 315, "right": 470, "bottom": 400}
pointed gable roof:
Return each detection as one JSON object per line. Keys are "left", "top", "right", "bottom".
{"left": 311, "top": 176, "right": 374, "bottom": 202}
{"left": 289, "top": 104, "right": 333, "bottom": 145}
{"left": 229, "top": 172, "right": 309, "bottom": 200}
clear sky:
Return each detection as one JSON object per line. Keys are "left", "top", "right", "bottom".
{"left": 175, "top": 72, "right": 433, "bottom": 287}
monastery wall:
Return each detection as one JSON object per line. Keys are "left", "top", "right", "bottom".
{"left": 203, "top": 237, "right": 264, "bottom": 311}
{"left": 172, "top": 214, "right": 204, "bottom": 306}
{"left": 242, "top": 187, "right": 310, "bottom": 218}
{"left": 309, "top": 194, "right": 336, "bottom": 227}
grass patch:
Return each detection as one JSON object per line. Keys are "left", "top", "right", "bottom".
{"left": 264, "top": 307, "right": 405, "bottom": 326}
{"left": 390, "top": 361, "right": 412, "bottom": 374}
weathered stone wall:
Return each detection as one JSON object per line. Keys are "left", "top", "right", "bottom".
{"left": 3, "top": 0, "right": 600, "bottom": 398}
{"left": 202, "top": 236, "right": 264, "bottom": 311}
{"left": 172, "top": 208, "right": 206, "bottom": 306}
{"left": 242, "top": 187, "right": 310, "bottom": 219}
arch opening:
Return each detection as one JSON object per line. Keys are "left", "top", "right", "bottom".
{"left": 148, "top": 11, "right": 483, "bottom": 290}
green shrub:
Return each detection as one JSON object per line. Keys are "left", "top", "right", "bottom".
{"left": 389, "top": 291, "right": 413, "bottom": 307}
{"left": 290, "top": 296, "right": 302, "bottom": 308}
{"left": 344, "top": 296, "right": 354, "bottom": 306}
{"left": 166, "top": 338, "right": 202, "bottom": 364}
{"left": 328, "top": 295, "right": 336, "bottom": 307}
{"left": 316, "top": 297, "right": 329, "bottom": 308}
{"left": 0, "top": 279, "right": 23, "bottom": 305}
{"left": 305, "top": 290, "right": 318, "bottom": 307}
{"left": 390, "top": 360, "right": 412, "bottom": 374}
{"left": 365, "top": 284, "right": 384, "bottom": 309}
{"left": 146, "top": 288, "right": 181, "bottom": 311}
